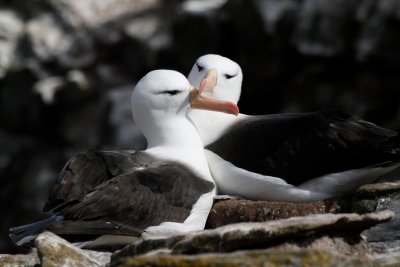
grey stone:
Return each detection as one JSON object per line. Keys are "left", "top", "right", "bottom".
{"left": 35, "top": 231, "right": 111, "bottom": 267}
{"left": 363, "top": 194, "right": 400, "bottom": 253}
{"left": 111, "top": 249, "right": 375, "bottom": 267}
{"left": 55, "top": 30, "right": 96, "bottom": 68}
{"left": 66, "top": 70, "right": 90, "bottom": 91}
{"left": 0, "top": 9, "right": 24, "bottom": 78}
{"left": 352, "top": 182, "right": 400, "bottom": 213}
{"left": 49, "top": 0, "right": 161, "bottom": 28}
{"left": 47, "top": 0, "right": 161, "bottom": 47}
{"left": 25, "top": 12, "right": 96, "bottom": 68}
{"left": 173, "top": 210, "right": 394, "bottom": 254}
{"left": 180, "top": 0, "right": 228, "bottom": 15}
{"left": 124, "top": 14, "right": 162, "bottom": 43}
{"left": 124, "top": 13, "right": 171, "bottom": 54}
{"left": 26, "top": 14, "right": 71, "bottom": 62}
{"left": 266, "top": 235, "right": 369, "bottom": 257}
{"left": 33, "top": 76, "right": 65, "bottom": 104}
{"left": 114, "top": 210, "right": 393, "bottom": 259}
{"left": 356, "top": 182, "right": 400, "bottom": 198}
{"left": 0, "top": 250, "right": 40, "bottom": 267}
{"left": 369, "top": 251, "right": 400, "bottom": 266}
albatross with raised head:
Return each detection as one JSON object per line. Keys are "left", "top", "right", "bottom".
{"left": 188, "top": 54, "right": 400, "bottom": 202}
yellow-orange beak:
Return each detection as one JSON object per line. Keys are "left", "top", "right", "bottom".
{"left": 199, "top": 68, "right": 218, "bottom": 94}
{"left": 189, "top": 86, "right": 239, "bottom": 116}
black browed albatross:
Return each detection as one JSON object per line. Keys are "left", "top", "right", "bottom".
{"left": 9, "top": 69, "right": 239, "bottom": 246}
{"left": 188, "top": 54, "right": 400, "bottom": 202}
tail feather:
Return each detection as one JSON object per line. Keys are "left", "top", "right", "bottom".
{"left": 299, "top": 161, "right": 400, "bottom": 195}
{"left": 9, "top": 215, "right": 64, "bottom": 246}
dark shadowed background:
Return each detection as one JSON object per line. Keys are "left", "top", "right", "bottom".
{"left": 1, "top": 0, "right": 400, "bottom": 253}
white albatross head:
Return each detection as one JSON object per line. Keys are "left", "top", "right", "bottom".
{"left": 131, "top": 69, "right": 239, "bottom": 148}
{"left": 188, "top": 54, "right": 243, "bottom": 104}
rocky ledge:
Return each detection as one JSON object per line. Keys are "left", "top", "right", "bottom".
{"left": 0, "top": 210, "right": 395, "bottom": 267}
{"left": 2, "top": 181, "right": 400, "bottom": 267}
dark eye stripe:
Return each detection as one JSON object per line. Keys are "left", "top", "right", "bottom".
{"left": 196, "top": 63, "right": 204, "bottom": 72}
{"left": 160, "top": 90, "right": 182, "bottom": 96}
{"left": 224, "top": 73, "right": 236, "bottom": 79}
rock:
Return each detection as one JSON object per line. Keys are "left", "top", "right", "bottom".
{"left": 352, "top": 182, "right": 400, "bottom": 213}
{"left": 35, "top": 231, "right": 111, "bottom": 267}
{"left": 0, "top": 250, "right": 40, "bottom": 267}
{"left": 0, "top": 9, "right": 24, "bottom": 78}
{"left": 174, "top": 210, "right": 393, "bottom": 254}
{"left": 206, "top": 199, "right": 348, "bottom": 228}
{"left": 356, "top": 182, "right": 400, "bottom": 198}
{"left": 25, "top": 7, "right": 96, "bottom": 68}
{"left": 111, "top": 249, "right": 374, "bottom": 267}
{"left": 266, "top": 235, "right": 369, "bottom": 257}
{"left": 34, "top": 70, "right": 91, "bottom": 105}
{"left": 55, "top": 30, "right": 96, "bottom": 68}
{"left": 66, "top": 70, "right": 90, "bottom": 90}
{"left": 33, "top": 76, "right": 65, "bottom": 104}
{"left": 363, "top": 194, "right": 400, "bottom": 253}
{"left": 114, "top": 210, "right": 393, "bottom": 259}
{"left": 336, "top": 182, "right": 400, "bottom": 253}
{"left": 123, "top": 12, "right": 171, "bottom": 63}
{"left": 180, "top": 0, "right": 228, "bottom": 15}
{"left": 124, "top": 14, "right": 163, "bottom": 43}
{"left": 50, "top": 0, "right": 161, "bottom": 28}
{"left": 26, "top": 14, "right": 71, "bottom": 62}
{"left": 369, "top": 251, "right": 400, "bottom": 266}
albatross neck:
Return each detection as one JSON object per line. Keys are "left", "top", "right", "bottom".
{"left": 189, "top": 109, "right": 247, "bottom": 146}
{"left": 144, "top": 116, "right": 212, "bottom": 179}
{"left": 144, "top": 117, "right": 203, "bottom": 149}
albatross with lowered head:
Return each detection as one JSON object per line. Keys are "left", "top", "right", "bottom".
{"left": 9, "top": 69, "right": 239, "bottom": 247}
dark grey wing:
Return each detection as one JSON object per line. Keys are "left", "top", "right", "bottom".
{"left": 59, "top": 161, "right": 214, "bottom": 232}
{"left": 44, "top": 150, "right": 151, "bottom": 212}
{"left": 13, "top": 152, "right": 216, "bottom": 245}
{"left": 46, "top": 220, "right": 142, "bottom": 236}
{"left": 207, "top": 110, "right": 399, "bottom": 185}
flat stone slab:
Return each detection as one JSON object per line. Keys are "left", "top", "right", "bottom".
{"left": 356, "top": 182, "right": 400, "bottom": 198}
{"left": 113, "top": 210, "right": 394, "bottom": 261}
{"left": 206, "top": 182, "right": 400, "bottom": 228}
{"left": 111, "top": 249, "right": 375, "bottom": 267}
{"left": 206, "top": 199, "right": 348, "bottom": 228}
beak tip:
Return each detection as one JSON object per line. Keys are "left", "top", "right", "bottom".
{"left": 225, "top": 101, "right": 239, "bottom": 116}
{"left": 232, "top": 105, "right": 240, "bottom": 116}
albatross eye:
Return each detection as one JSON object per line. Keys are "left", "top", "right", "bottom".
{"left": 196, "top": 63, "right": 204, "bottom": 72}
{"left": 160, "top": 90, "right": 182, "bottom": 96}
{"left": 224, "top": 73, "right": 236, "bottom": 80}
